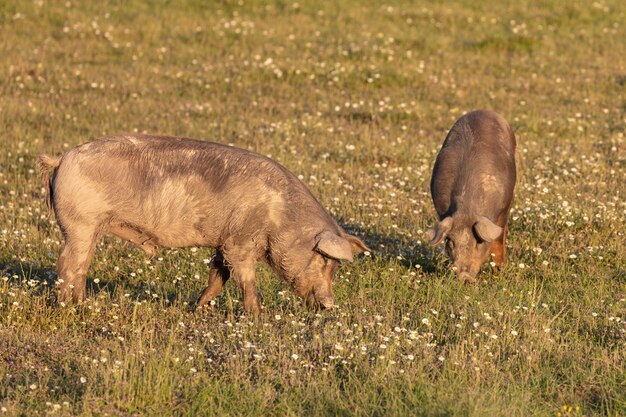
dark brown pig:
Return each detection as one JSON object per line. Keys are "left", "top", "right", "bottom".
{"left": 428, "top": 110, "right": 516, "bottom": 282}
{"left": 37, "top": 135, "right": 370, "bottom": 314}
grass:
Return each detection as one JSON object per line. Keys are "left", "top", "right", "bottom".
{"left": 0, "top": 0, "right": 625, "bottom": 415}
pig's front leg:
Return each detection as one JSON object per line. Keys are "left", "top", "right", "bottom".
{"left": 492, "top": 208, "right": 512, "bottom": 272}
{"left": 223, "top": 247, "right": 261, "bottom": 315}
{"left": 491, "top": 222, "right": 508, "bottom": 271}
{"left": 197, "top": 251, "right": 230, "bottom": 308}
{"left": 236, "top": 261, "right": 261, "bottom": 315}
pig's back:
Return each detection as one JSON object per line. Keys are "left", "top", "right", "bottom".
{"left": 431, "top": 110, "right": 516, "bottom": 218}
{"left": 60, "top": 135, "right": 305, "bottom": 198}
{"left": 71, "top": 135, "right": 293, "bottom": 186}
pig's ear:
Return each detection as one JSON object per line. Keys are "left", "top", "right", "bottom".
{"left": 473, "top": 216, "right": 503, "bottom": 243}
{"left": 428, "top": 216, "right": 453, "bottom": 246}
{"left": 315, "top": 231, "right": 354, "bottom": 262}
{"left": 342, "top": 233, "right": 371, "bottom": 255}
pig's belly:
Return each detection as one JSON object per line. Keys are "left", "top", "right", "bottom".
{"left": 151, "top": 226, "right": 217, "bottom": 249}
{"left": 113, "top": 193, "right": 225, "bottom": 249}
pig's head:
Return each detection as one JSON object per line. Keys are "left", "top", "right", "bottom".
{"left": 428, "top": 215, "right": 503, "bottom": 283}
{"left": 286, "top": 230, "right": 370, "bottom": 309}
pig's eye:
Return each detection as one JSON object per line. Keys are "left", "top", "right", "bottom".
{"left": 322, "top": 257, "right": 337, "bottom": 269}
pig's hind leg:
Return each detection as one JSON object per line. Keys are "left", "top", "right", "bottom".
{"left": 197, "top": 251, "right": 231, "bottom": 308}
{"left": 57, "top": 221, "right": 102, "bottom": 303}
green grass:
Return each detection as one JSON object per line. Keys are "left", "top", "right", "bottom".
{"left": 1, "top": 0, "right": 625, "bottom": 415}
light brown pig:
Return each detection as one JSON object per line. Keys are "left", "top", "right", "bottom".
{"left": 38, "top": 135, "right": 370, "bottom": 314}
{"left": 428, "top": 110, "right": 516, "bottom": 283}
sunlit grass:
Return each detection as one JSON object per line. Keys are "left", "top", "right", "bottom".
{"left": 0, "top": 0, "right": 624, "bottom": 415}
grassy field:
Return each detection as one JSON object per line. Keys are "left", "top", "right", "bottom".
{"left": 1, "top": 0, "right": 625, "bottom": 415}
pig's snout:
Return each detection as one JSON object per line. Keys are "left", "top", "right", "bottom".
{"left": 316, "top": 295, "right": 336, "bottom": 309}
{"left": 454, "top": 265, "right": 477, "bottom": 284}
{"left": 305, "top": 289, "right": 335, "bottom": 310}
{"left": 314, "top": 284, "right": 335, "bottom": 309}
{"left": 458, "top": 271, "right": 476, "bottom": 284}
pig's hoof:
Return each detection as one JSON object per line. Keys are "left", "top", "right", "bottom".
{"left": 458, "top": 274, "right": 477, "bottom": 285}
{"left": 244, "top": 306, "right": 261, "bottom": 317}
{"left": 195, "top": 299, "right": 217, "bottom": 312}
{"left": 243, "top": 300, "right": 261, "bottom": 316}
{"left": 57, "top": 291, "right": 85, "bottom": 305}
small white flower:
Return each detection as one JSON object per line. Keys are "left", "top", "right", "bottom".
{"left": 291, "top": 354, "right": 299, "bottom": 360}
{"left": 518, "top": 263, "right": 526, "bottom": 269}
{"left": 274, "top": 315, "right": 281, "bottom": 321}
{"left": 406, "top": 354, "right": 414, "bottom": 361}
{"left": 80, "top": 377, "right": 87, "bottom": 384}
{"left": 438, "top": 356, "right": 445, "bottom": 362}
{"left": 29, "top": 384, "right": 37, "bottom": 390}
{"left": 93, "top": 278, "right": 100, "bottom": 284}
{"left": 510, "top": 330, "right": 518, "bottom": 336}
{"left": 421, "top": 318, "right": 430, "bottom": 326}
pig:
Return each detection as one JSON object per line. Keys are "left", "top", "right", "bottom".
{"left": 37, "top": 135, "right": 370, "bottom": 314}
{"left": 428, "top": 110, "right": 516, "bottom": 283}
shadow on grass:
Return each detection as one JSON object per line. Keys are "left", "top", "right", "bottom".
{"left": 0, "top": 258, "right": 187, "bottom": 308}
{"left": 336, "top": 217, "right": 442, "bottom": 274}
{"left": 1, "top": 260, "right": 57, "bottom": 303}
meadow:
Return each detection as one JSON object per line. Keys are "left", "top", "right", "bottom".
{"left": 0, "top": 0, "right": 624, "bottom": 415}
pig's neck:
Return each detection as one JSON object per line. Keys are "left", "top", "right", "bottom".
{"left": 450, "top": 192, "right": 500, "bottom": 222}
{"left": 267, "top": 220, "right": 334, "bottom": 282}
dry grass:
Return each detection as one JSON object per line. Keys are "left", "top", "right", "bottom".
{"left": 0, "top": 0, "right": 624, "bottom": 415}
